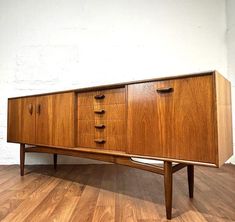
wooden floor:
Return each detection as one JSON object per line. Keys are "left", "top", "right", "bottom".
{"left": 0, "top": 164, "right": 234, "bottom": 222}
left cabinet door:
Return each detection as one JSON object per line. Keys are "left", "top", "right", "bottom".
{"left": 8, "top": 97, "right": 36, "bottom": 144}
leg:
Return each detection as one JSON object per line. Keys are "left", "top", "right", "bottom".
{"left": 20, "top": 143, "right": 25, "bottom": 176}
{"left": 53, "top": 154, "right": 57, "bottom": 170}
{"left": 164, "top": 161, "right": 173, "bottom": 220}
{"left": 187, "top": 165, "right": 194, "bottom": 198}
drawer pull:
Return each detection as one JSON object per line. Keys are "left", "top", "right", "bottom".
{"left": 95, "top": 124, "right": 105, "bottom": 129}
{"left": 94, "top": 94, "right": 105, "bottom": 100}
{"left": 94, "top": 139, "right": 106, "bottom": 144}
{"left": 94, "top": 109, "right": 105, "bottom": 114}
{"left": 28, "top": 104, "right": 33, "bottom": 115}
{"left": 156, "top": 87, "right": 173, "bottom": 93}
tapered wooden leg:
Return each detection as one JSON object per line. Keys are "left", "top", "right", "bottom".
{"left": 20, "top": 144, "right": 25, "bottom": 176}
{"left": 187, "top": 165, "right": 194, "bottom": 198}
{"left": 164, "top": 161, "right": 173, "bottom": 220}
{"left": 53, "top": 154, "right": 57, "bottom": 170}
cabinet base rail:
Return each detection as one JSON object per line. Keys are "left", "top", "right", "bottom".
{"left": 20, "top": 143, "right": 194, "bottom": 220}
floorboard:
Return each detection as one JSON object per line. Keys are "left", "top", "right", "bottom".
{"left": 0, "top": 164, "right": 234, "bottom": 222}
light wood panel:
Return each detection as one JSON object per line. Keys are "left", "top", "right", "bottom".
{"left": 7, "top": 71, "right": 233, "bottom": 167}
{"left": 21, "top": 97, "right": 36, "bottom": 144}
{"left": 0, "top": 164, "right": 234, "bottom": 221}
{"left": 214, "top": 71, "right": 233, "bottom": 167}
{"left": 36, "top": 92, "right": 75, "bottom": 147}
{"left": 128, "top": 75, "right": 217, "bottom": 164}
{"left": 78, "top": 104, "right": 125, "bottom": 121}
{"left": 7, "top": 98, "right": 22, "bottom": 142}
{"left": 77, "top": 87, "right": 126, "bottom": 152}
{"left": 77, "top": 88, "right": 125, "bottom": 106}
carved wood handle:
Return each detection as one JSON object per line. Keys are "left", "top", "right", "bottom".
{"left": 156, "top": 87, "right": 173, "bottom": 93}
{"left": 94, "top": 139, "right": 106, "bottom": 144}
{"left": 94, "top": 94, "right": 105, "bottom": 100}
{"left": 94, "top": 124, "right": 105, "bottom": 129}
{"left": 28, "top": 104, "right": 33, "bottom": 115}
{"left": 36, "top": 104, "right": 41, "bottom": 115}
{"left": 94, "top": 109, "right": 105, "bottom": 114}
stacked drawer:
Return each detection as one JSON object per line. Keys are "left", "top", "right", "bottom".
{"left": 77, "top": 87, "right": 126, "bottom": 151}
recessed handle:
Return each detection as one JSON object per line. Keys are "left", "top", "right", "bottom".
{"left": 36, "top": 104, "right": 41, "bottom": 115}
{"left": 94, "top": 139, "right": 106, "bottom": 144}
{"left": 94, "top": 109, "right": 105, "bottom": 114}
{"left": 28, "top": 104, "right": 33, "bottom": 115}
{"left": 156, "top": 87, "right": 173, "bottom": 93}
{"left": 94, "top": 124, "right": 105, "bottom": 129}
{"left": 94, "top": 94, "right": 105, "bottom": 100}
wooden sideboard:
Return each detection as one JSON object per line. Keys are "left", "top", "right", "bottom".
{"left": 7, "top": 71, "right": 233, "bottom": 219}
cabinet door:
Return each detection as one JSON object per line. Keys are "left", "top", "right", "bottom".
{"left": 8, "top": 97, "right": 36, "bottom": 144}
{"left": 127, "top": 75, "right": 217, "bottom": 164}
{"left": 8, "top": 98, "right": 22, "bottom": 142}
{"left": 36, "top": 92, "right": 75, "bottom": 147}
{"left": 21, "top": 97, "right": 36, "bottom": 144}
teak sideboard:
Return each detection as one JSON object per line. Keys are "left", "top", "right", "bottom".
{"left": 7, "top": 71, "right": 233, "bottom": 219}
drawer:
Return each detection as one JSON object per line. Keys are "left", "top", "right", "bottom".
{"left": 78, "top": 120, "right": 95, "bottom": 134}
{"left": 77, "top": 87, "right": 125, "bottom": 106}
{"left": 94, "top": 120, "right": 126, "bottom": 136}
{"left": 94, "top": 104, "right": 125, "bottom": 120}
{"left": 94, "top": 88, "right": 125, "bottom": 105}
{"left": 77, "top": 133, "right": 126, "bottom": 151}
{"left": 78, "top": 104, "right": 126, "bottom": 120}
{"left": 78, "top": 120, "right": 125, "bottom": 135}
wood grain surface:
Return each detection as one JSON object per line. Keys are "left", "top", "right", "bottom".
{"left": 0, "top": 164, "right": 234, "bottom": 221}
{"left": 36, "top": 92, "right": 75, "bottom": 147}
{"left": 127, "top": 75, "right": 218, "bottom": 164}
{"left": 214, "top": 71, "right": 233, "bottom": 166}
{"left": 77, "top": 88, "right": 126, "bottom": 151}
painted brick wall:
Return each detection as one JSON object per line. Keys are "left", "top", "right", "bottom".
{"left": 0, "top": 0, "right": 230, "bottom": 164}
{"left": 227, "top": 0, "right": 235, "bottom": 163}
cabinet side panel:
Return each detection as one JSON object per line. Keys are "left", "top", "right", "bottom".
{"left": 215, "top": 72, "right": 233, "bottom": 166}
{"left": 7, "top": 99, "right": 22, "bottom": 142}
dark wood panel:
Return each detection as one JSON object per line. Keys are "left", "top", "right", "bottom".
{"left": 128, "top": 75, "right": 217, "bottom": 164}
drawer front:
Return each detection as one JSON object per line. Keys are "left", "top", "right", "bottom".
{"left": 78, "top": 120, "right": 125, "bottom": 135}
{"left": 77, "top": 87, "right": 127, "bottom": 152}
{"left": 78, "top": 104, "right": 125, "bottom": 120}
{"left": 77, "top": 88, "right": 125, "bottom": 106}
{"left": 78, "top": 134, "right": 126, "bottom": 151}
{"left": 128, "top": 75, "right": 217, "bottom": 164}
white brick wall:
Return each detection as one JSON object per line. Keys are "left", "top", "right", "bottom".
{"left": 0, "top": 0, "right": 231, "bottom": 164}
{"left": 227, "top": 0, "right": 235, "bottom": 164}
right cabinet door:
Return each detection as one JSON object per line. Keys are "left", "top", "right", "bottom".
{"left": 36, "top": 92, "right": 75, "bottom": 147}
{"left": 127, "top": 75, "right": 217, "bottom": 164}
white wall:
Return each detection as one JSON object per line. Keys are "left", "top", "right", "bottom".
{"left": 0, "top": 0, "right": 229, "bottom": 164}
{"left": 227, "top": 0, "right": 235, "bottom": 163}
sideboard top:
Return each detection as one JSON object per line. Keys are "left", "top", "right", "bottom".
{"left": 8, "top": 70, "right": 219, "bottom": 99}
